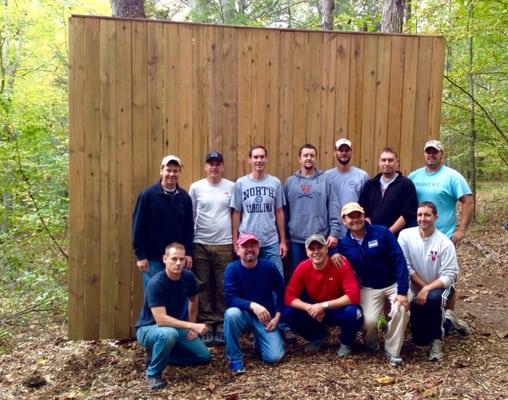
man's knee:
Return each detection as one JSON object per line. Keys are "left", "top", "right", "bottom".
{"left": 225, "top": 307, "right": 243, "bottom": 321}
{"left": 262, "top": 345, "right": 285, "bottom": 364}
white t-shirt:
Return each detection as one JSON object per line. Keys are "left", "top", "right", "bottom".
{"left": 189, "top": 178, "right": 234, "bottom": 245}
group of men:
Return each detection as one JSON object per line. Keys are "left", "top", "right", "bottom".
{"left": 132, "top": 138, "right": 473, "bottom": 390}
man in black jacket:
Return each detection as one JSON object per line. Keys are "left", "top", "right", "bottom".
{"left": 359, "top": 147, "right": 417, "bottom": 236}
{"left": 132, "top": 155, "right": 194, "bottom": 288}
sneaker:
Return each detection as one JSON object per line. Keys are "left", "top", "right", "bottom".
{"left": 365, "top": 340, "right": 380, "bottom": 352}
{"left": 445, "top": 310, "right": 471, "bottom": 336}
{"left": 304, "top": 333, "right": 329, "bottom": 354}
{"left": 214, "top": 327, "right": 225, "bottom": 346}
{"left": 385, "top": 350, "right": 403, "bottom": 366}
{"left": 229, "top": 360, "right": 246, "bottom": 375}
{"left": 429, "top": 339, "right": 443, "bottom": 361}
{"left": 282, "top": 329, "right": 298, "bottom": 345}
{"left": 202, "top": 328, "right": 215, "bottom": 346}
{"left": 146, "top": 375, "right": 166, "bottom": 390}
{"left": 336, "top": 344, "right": 352, "bottom": 357}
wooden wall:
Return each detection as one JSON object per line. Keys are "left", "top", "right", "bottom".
{"left": 68, "top": 15, "right": 445, "bottom": 339}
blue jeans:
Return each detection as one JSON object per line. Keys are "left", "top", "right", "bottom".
{"left": 410, "top": 287, "right": 451, "bottom": 346}
{"left": 224, "top": 307, "right": 285, "bottom": 364}
{"left": 290, "top": 242, "right": 307, "bottom": 275}
{"left": 143, "top": 260, "right": 164, "bottom": 288}
{"left": 259, "top": 242, "right": 283, "bottom": 276}
{"left": 136, "top": 325, "right": 210, "bottom": 377}
{"left": 284, "top": 304, "right": 363, "bottom": 346}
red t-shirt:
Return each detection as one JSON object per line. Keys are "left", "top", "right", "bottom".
{"left": 285, "top": 258, "right": 360, "bottom": 306}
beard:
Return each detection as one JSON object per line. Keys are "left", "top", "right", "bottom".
{"left": 337, "top": 156, "right": 351, "bottom": 165}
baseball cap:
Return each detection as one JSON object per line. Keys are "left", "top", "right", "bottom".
{"left": 161, "top": 155, "right": 183, "bottom": 168}
{"left": 335, "top": 138, "right": 352, "bottom": 149}
{"left": 341, "top": 202, "right": 365, "bottom": 218}
{"left": 424, "top": 140, "right": 444, "bottom": 152}
{"left": 305, "top": 234, "right": 327, "bottom": 249}
{"left": 205, "top": 151, "right": 224, "bottom": 163}
{"left": 236, "top": 233, "right": 259, "bottom": 247}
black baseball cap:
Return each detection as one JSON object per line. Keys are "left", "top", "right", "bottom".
{"left": 205, "top": 151, "right": 224, "bottom": 163}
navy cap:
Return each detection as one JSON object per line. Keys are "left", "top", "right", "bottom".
{"left": 205, "top": 151, "right": 224, "bottom": 163}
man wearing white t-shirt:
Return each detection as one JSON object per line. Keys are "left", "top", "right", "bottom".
{"left": 189, "top": 151, "right": 234, "bottom": 346}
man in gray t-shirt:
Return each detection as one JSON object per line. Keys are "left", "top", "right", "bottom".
{"left": 326, "top": 138, "right": 369, "bottom": 238}
{"left": 230, "top": 145, "right": 287, "bottom": 275}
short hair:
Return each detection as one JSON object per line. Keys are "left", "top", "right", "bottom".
{"left": 164, "top": 242, "right": 185, "bottom": 255}
{"left": 379, "top": 147, "right": 399, "bottom": 159}
{"left": 418, "top": 201, "right": 438, "bottom": 215}
{"left": 248, "top": 144, "right": 267, "bottom": 157}
{"left": 299, "top": 143, "right": 317, "bottom": 156}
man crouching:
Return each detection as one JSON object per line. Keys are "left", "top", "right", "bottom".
{"left": 284, "top": 234, "right": 363, "bottom": 356}
{"left": 223, "top": 234, "right": 285, "bottom": 374}
{"left": 135, "top": 242, "right": 210, "bottom": 390}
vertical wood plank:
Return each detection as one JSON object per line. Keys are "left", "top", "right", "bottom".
{"left": 221, "top": 26, "right": 238, "bottom": 180}
{"left": 164, "top": 23, "right": 178, "bottom": 157}
{"left": 251, "top": 30, "right": 266, "bottom": 149}
{"left": 68, "top": 16, "right": 85, "bottom": 340}
{"left": 147, "top": 22, "right": 164, "bottom": 182}
{"left": 399, "top": 37, "right": 419, "bottom": 175}
{"left": 83, "top": 17, "right": 101, "bottom": 339}
{"left": 320, "top": 33, "right": 337, "bottom": 170}
{"left": 306, "top": 32, "right": 323, "bottom": 166}
{"left": 292, "top": 31, "right": 308, "bottom": 171}
{"left": 372, "top": 35, "right": 392, "bottom": 169}
{"left": 428, "top": 37, "right": 446, "bottom": 139}
{"left": 333, "top": 34, "right": 351, "bottom": 168}
{"left": 191, "top": 25, "right": 206, "bottom": 181}
{"left": 237, "top": 28, "right": 253, "bottom": 176}
{"left": 278, "top": 31, "right": 295, "bottom": 179}
{"left": 115, "top": 20, "right": 134, "bottom": 338}
{"left": 98, "top": 19, "right": 117, "bottom": 338}
{"left": 348, "top": 35, "right": 364, "bottom": 167}
{"left": 360, "top": 35, "right": 378, "bottom": 174}
{"left": 387, "top": 36, "right": 405, "bottom": 152}
{"left": 413, "top": 37, "right": 433, "bottom": 169}
{"left": 131, "top": 20, "right": 148, "bottom": 328}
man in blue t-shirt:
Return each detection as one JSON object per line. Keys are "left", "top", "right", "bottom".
{"left": 223, "top": 233, "right": 285, "bottom": 374}
{"left": 135, "top": 243, "right": 210, "bottom": 390}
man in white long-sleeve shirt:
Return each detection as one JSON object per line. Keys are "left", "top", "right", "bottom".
{"left": 398, "top": 201, "right": 459, "bottom": 361}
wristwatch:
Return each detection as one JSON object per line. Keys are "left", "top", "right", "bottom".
{"left": 322, "top": 301, "right": 329, "bottom": 309}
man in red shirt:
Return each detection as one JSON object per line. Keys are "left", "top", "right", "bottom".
{"left": 283, "top": 234, "right": 363, "bottom": 356}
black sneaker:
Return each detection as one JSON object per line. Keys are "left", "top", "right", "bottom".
{"left": 202, "top": 329, "right": 215, "bottom": 346}
{"left": 146, "top": 375, "right": 166, "bottom": 390}
{"left": 214, "top": 327, "right": 225, "bottom": 346}
{"left": 282, "top": 329, "right": 297, "bottom": 345}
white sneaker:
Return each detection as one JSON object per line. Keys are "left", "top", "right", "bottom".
{"left": 336, "top": 344, "right": 352, "bottom": 357}
{"left": 429, "top": 339, "right": 444, "bottom": 361}
{"left": 445, "top": 310, "right": 471, "bottom": 336}
{"left": 385, "top": 350, "right": 403, "bottom": 366}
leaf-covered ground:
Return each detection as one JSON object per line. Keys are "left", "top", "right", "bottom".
{"left": 1, "top": 189, "right": 507, "bottom": 399}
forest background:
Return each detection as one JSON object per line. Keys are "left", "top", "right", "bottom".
{"left": 0, "top": 0, "right": 506, "bottom": 348}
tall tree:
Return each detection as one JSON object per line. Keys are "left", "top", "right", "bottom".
{"left": 381, "top": 0, "right": 405, "bottom": 32}
{"left": 111, "top": 0, "right": 145, "bottom": 18}
{"left": 322, "top": 0, "right": 335, "bottom": 30}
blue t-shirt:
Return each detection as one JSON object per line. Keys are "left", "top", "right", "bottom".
{"left": 135, "top": 269, "right": 198, "bottom": 329}
{"left": 409, "top": 165, "right": 472, "bottom": 238}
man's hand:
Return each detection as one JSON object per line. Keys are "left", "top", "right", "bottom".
{"left": 394, "top": 294, "right": 409, "bottom": 310}
{"left": 451, "top": 229, "right": 465, "bottom": 247}
{"left": 326, "top": 235, "right": 338, "bottom": 248}
{"left": 307, "top": 303, "right": 325, "bottom": 322}
{"left": 184, "top": 256, "right": 193, "bottom": 269}
{"left": 279, "top": 241, "right": 288, "bottom": 258}
{"left": 136, "top": 259, "right": 148, "bottom": 272}
{"left": 187, "top": 322, "right": 207, "bottom": 340}
{"left": 330, "top": 253, "right": 346, "bottom": 268}
{"left": 264, "top": 313, "right": 281, "bottom": 332}
{"left": 251, "top": 302, "right": 271, "bottom": 324}
{"left": 415, "top": 287, "right": 429, "bottom": 305}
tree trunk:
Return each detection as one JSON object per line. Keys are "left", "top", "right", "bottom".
{"left": 111, "top": 0, "right": 145, "bottom": 18}
{"left": 467, "top": 4, "right": 476, "bottom": 219}
{"left": 322, "top": 0, "right": 335, "bottom": 30}
{"left": 381, "top": 0, "right": 405, "bottom": 33}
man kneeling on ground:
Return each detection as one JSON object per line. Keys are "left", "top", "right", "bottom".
{"left": 398, "top": 201, "right": 460, "bottom": 361}
{"left": 223, "top": 234, "right": 285, "bottom": 374}
{"left": 135, "top": 242, "right": 210, "bottom": 390}
{"left": 284, "top": 234, "right": 363, "bottom": 356}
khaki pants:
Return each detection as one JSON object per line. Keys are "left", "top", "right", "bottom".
{"left": 192, "top": 243, "right": 233, "bottom": 327}
{"left": 361, "top": 283, "right": 411, "bottom": 357}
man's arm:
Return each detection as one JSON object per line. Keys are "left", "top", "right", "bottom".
{"left": 275, "top": 207, "right": 288, "bottom": 257}
{"left": 151, "top": 303, "right": 206, "bottom": 335}
{"left": 132, "top": 192, "right": 148, "bottom": 271}
{"left": 389, "top": 215, "right": 407, "bottom": 234}
{"left": 452, "top": 194, "right": 474, "bottom": 246}
{"left": 231, "top": 209, "right": 241, "bottom": 252}
{"left": 411, "top": 274, "right": 445, "bottom": 305}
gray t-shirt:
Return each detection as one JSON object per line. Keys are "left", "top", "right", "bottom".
{"left": 230, "top": 174, "right": 285, "bottom": 247}
{"left": 326, "top": 166, "right": 369, "bottom": 238}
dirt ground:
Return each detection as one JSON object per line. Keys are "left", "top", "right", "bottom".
{"left": 1, "top": 192, "right": 507, "bottom": 399}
